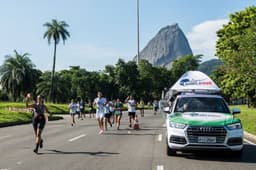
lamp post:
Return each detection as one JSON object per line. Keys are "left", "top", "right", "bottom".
{"left": 137, "top": 0, "right": 140, "bottom": 64}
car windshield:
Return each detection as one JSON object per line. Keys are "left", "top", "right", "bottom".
{"left": 174, "top": 97, "right": 230, "bottom": 113}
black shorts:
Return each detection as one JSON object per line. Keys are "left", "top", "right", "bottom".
{"left": 104, "top": 113, "right": 111, "bottom": 119}
{"left": 32, "top": 114, "right": 46, "bottom": 130}
{"left": 128, "top": 112, "right": 136, "bottom": 119}
{"left": 154, "top": 107, "right": 158, "bottom": 111}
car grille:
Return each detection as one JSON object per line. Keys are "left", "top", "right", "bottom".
{"left": 187, "top": 126, "right": 227, "bottom": 144}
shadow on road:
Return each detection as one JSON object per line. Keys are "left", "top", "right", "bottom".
{"left": 41, "top": 149, "right": 119, "bottom": 156}
{"left": 181, "top": 144, "right": 256, "bottom": 163}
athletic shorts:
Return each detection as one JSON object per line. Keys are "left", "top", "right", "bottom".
{"left": 96, "top": 112, "right": 105, "bottom": 119}
{"left": 128, "top": 112, "right": 136, "bottom": 119}
{"left": 70, "top": 112, "right": 76, "bottom": 115}
{"left": 104, "top": 113, "right": 111, "bottom": 119}
{"left": 32, "top": 114, "right": 46, "bottom": 130}
{"left": 115, "top": 111, "right": 122, "bottom": 116}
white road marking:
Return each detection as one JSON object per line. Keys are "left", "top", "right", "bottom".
{"left": 162, "top": 124, "right": 166, "bottom": 127}
{"left": 158, "top": 134, "right": 162, "bottom": 142}
{"left": 0, "top": 135, "right": 11, "bottom": 140}
{"left": 68, "top": 134, "right": 87, "bottom": 142}
{"left": 244, "top": 138, "right": 256, "bottom": 145}
{"left": 128, "top": 131, "right": 131, "bottom": 134}
{"left": 17, "top": 161, "right": 22, "bottom": 165}
{"left": 157, "top": 165, "right": 164, "bottom": 170}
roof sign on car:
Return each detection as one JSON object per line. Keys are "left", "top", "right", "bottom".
{"left": 170, "top": 71, "right": 220, "bottom": 93}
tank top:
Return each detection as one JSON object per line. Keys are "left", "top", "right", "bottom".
{"left": 34, "top": 104, "right": 45, "bottom": 115}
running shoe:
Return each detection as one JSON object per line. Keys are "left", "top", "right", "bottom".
{"left": 33, "top": 148, "right": 38, "bottom": 154}
{"left": 39, "top": 139, "right": 43, "bottom": 148}
{"left": 129, "top": 124, "right": 132, "bottom": 128}
{"left": 99, "top": 129, "right": 104, "bottom": 135}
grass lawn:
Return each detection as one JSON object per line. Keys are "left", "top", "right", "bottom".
{"left": 0, "top": 102, "right": 64, "bottom": 126}
{"left": 231, "top": 105, "right": 256, "bottom": 136}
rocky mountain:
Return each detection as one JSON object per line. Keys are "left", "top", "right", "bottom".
{"left": 135, "top": 23, "right": 193, "bottom": 68}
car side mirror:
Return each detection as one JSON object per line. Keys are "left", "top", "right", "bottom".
{"left": 232, "top": 108, "right": 241, "bottom": 114}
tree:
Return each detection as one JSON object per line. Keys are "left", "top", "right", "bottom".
{"left": 43, "top": 19, "right": 70, "bottom": 102}
{"left": 115, "top": 59, "right": 139, "bottom": 99}
{"left": 216, "top": 6, "right": 256, "bottom": 106}
{"left": 0, "top": 50, "right": 35, "bottom": 101}
{"left": 171, "top": 54, "right": 202, "bottom": 81}
{"left": 37, "top": 71, "right": 70, "bottom": 103}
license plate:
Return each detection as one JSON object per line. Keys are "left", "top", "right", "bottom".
{"left": 198, "top": 136, "right": 216, "bottom": 143}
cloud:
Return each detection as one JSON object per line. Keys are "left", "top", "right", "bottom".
{"left": 186, "top": 19, "right": 229, "bottom": 61}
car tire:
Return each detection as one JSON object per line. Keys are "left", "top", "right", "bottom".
{"left": 166, "top": 145, "right": 176, "bottom": 156}
{"left": 232, "top": 149, "right": 243, "bottom": 157}
{"left": 166, "top": 140, "right": 176, "bottom": 156}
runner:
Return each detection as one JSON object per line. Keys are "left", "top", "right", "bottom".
{"left": 104, "top": 99, "right": 112, "bottom": 130}
{"left": 93, "top": 92, "right": 106, "bottom": 134}
{"left": 125, "top": 95, "right": 137, "bottom": 128}
{"left": 76, "top": 100, "right": 81, "bottom": 120}
{"left": 114, "top": 98, "right": 123, "bottom": 130}
{"left": 25, "top": 93, "right": 51, "bottom": 154}
{"left": 139, "top": 99, "right": 145, "bottom": 117}
{"left": 69, "top": 99, "right": 77, "bottom": 126}
{"left": 153, "top": 99, "right": 158, "bottom": 115}
{"left": 79, "top": 99, "right": 85, "bottom": 120}
{"left": 109, "top": 99, "right": 115, "bottom": 124}
{"left": 88, "top": 100, "right": 94, "bottom": 118}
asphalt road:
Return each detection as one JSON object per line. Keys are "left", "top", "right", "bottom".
{"left": 0, "top": 110, "right": 256, "bottom": 170}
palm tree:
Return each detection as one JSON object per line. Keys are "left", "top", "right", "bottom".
{"left": 43, "top": 19, "right": 70, "bottom": 102}
{"left": 37, "top": 72, "right": 70, "bottom": 103}
{"left": 0, "top": 50, "right": 35, "bottom": 101}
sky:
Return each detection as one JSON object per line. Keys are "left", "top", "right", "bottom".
{"left": 0, "top": 0, "right": 255, "bottom": 72}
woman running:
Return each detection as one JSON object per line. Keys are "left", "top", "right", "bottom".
{"left": 25, "top": 93, "right": 51, "bottom": 154}
{"left": 69, "top": 99, "right": 77, "bottom": 126}
{"left": 115, "top": 98, "right": 123, "bottom": 130}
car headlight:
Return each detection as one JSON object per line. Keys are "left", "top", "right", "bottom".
{"left": 227, "top": 122, "right": 242, "bottom": 130}
{"left": 169, "top": 122, "right": 187, "bottom": 129}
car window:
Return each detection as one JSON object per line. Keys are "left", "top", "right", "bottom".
{"left": 174, "top": 97, "right": 230, "bottom": 113}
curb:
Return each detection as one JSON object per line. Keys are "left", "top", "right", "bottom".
{"left": 244, "top": 131, "right": 256, "bottom": 144}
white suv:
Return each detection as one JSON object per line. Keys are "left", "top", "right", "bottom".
{"left": 165, "top": 93, "right": 243, "bottom": 156}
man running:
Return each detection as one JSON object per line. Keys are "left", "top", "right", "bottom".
{"left": 93, "top": 92, "right": 106, "bottom": 134}
{"left": 26, "top": 93, "right": 51, "bottom": 154}
{"left": 125, "top": 95, "right": 137, "bottom": 128}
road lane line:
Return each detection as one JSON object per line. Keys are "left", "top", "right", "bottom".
{"left": 68, "top": 134, "right": 86, "bottom": 142}
{"left": 244, "top": 138, "right": 256, "bottom": 145}
{"left": 0, "top": 135, "right": 11, "bottom": 140}
{"left": 157, "top": 165, "right": 164, "bottom": 170}
{"left": 17, "top": 161, "right": 22, "bottom": 165}
{"left": 158, "top": 134, "right": 162, "bottom": 142}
